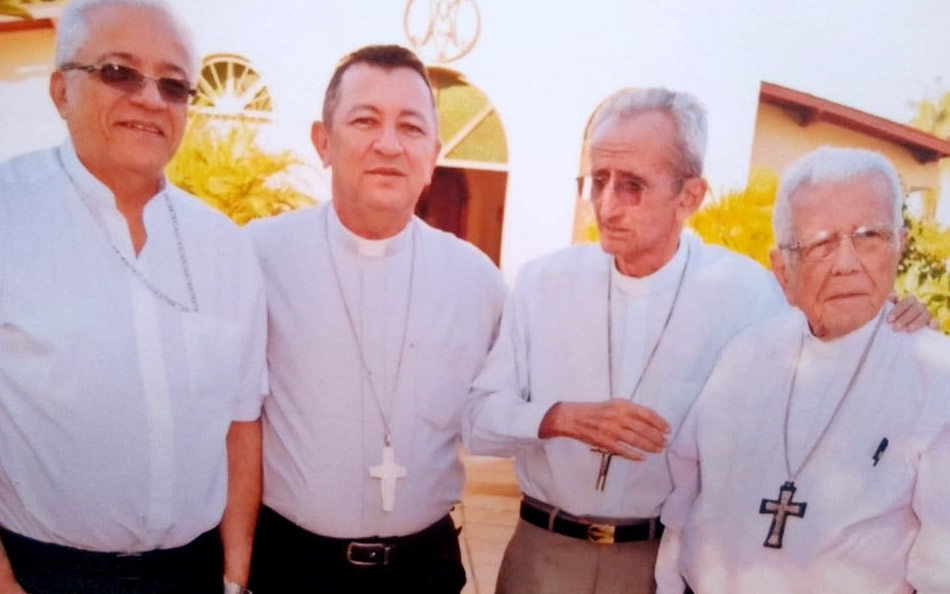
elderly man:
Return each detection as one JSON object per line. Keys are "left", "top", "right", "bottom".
{"left": 245, "top": 45, "right": 505, "bottom": 593}
{"left": 0, "top": 1, "right": 265, "bottom": 593}
{"left": 462, "top": 89, "right": 931, "bottom": 594}
{"left": 656, "top": 146, "right": 950, "bottom": 594}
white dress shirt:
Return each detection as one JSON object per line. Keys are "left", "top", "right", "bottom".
{"left": 462, "top": 235, "right": 785, "bottom": 519}
{"left": 609, "top": 241, "right": 688, "bottom": 404}
{"left": 0, "top": 142, "right": 267, "bottom": 552}
{"left": 246, "top": 203, "right": 505, "bottom": 538}
{"left": 657, "top": 307, "right": 950, "bottom": 594}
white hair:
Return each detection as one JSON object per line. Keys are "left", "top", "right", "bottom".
{"left": 772, "top": 146, "right": 905, "bottom": 246}
{"left": 55, "top": 0, "right": 198, "bottom": 79}
{"left": 590, "top": 87, "right": 708, "bottom": 179}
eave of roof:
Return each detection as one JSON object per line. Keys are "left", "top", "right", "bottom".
{"left": 760, "top": 81, "right": 950, "bottom": 164}
{"left": 0, "top": 17, "right": 54, "bottom": 34}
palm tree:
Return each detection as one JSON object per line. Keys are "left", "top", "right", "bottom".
{"left": 903, "top": 87, "right": 950, "bottom": 333}
{"left": 911, "top": 87, "right": 950, "bottom": 140}
{"left": 907, "top": 88, "right": 950, "bottom": 220}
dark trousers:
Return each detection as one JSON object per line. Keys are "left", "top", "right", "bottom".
{"left": 249, "top": 506, "right": 466, "bottom": 594}
{"left": 0, "top": 527, "right": 222, "bottom": 594}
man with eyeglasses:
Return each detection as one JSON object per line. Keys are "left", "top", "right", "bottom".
{"left": 0, "top": 1, "right": 265, "bottom": 592}
{"left": 656, "top": 146, "right": 950, "bottom": 594}
{"left": 462, "top": 89, "right": 931, "bottom": 594}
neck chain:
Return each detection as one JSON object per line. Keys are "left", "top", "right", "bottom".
{"left": 60, "top": 152, "right": 198, "bottom": 313}
{"left": 325, "top": 211, "right": 416, "bottom": 444}
{"left": 607, "top": 241, "right": 691, "bottom": 402}
{"left": 781, "top": 310, "right": 884, "bottom": 481}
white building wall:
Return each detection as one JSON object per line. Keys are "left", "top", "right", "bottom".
{"left": 2, "top": 0, "right": 949, "bottom": 275}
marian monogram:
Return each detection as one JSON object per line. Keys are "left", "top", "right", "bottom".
{"left": 404, "top": 0, "right": 481, "bottom": 63}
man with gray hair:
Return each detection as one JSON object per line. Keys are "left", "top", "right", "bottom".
{"left": 656, "top": 146, "right": 950, "bottom": 594}
{"left": 0, "top": 0, "right": 265, "bottom": 592}
{"left": 462, "top": 90, "right": 930, "bottom": 593}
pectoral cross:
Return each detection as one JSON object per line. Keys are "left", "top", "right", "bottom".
{"left": 369, "top": 445, "right": 407, "bottom": 512}
{"left": 759, "top": 481, "right": 807, "bottom": 548}
{"left": 592, "top": 447, "right": 614, "bottom": 491}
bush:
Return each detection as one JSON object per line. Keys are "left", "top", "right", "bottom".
{"left": 687, "top": 169, "right": 778, "bottom": 269}
{"left": 896, "top": 216, "right": 950, "bottom": 333}
{"left": 166, "top": 119, "right": 316, "bottom": 226}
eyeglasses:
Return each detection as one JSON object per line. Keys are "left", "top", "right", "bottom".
{"left": 577, "top": 171, "right": 682, "bottom": 205}
{"left": 577, "top": 172, "right": 650, "bottom": 205}
{"left": 61, "top": 63, "right": 196, "bottom": 104}
{"left": 779, "top": 226, "right": 900, "bottom": 261}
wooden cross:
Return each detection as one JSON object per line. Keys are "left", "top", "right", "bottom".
{"left": 592, "top": 447, "right": 614, "bottom": 491}
{"left": 369, "top": 445, "right": 407, "bottom": 512}
{"left": 759, "top": 481, "right": 807, "bottom": 548}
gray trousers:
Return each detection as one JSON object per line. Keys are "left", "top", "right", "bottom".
{"left": 495, "top": 519, "right": 659, "bottom": 594}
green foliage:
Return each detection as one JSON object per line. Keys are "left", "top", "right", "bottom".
{"left": 687, "top": 169, "right": 778, "bottom": 269}
{"left": 910, "top": 87, "right": 950, "bottom": 140}
{"left": 904, "top": 85, "right": 950, "bottom": 333}
{"left": 896, "top": 214, "right": 950, "bottom": 334}
{"left": 166, "top": 119, "right": 316, "bottom": 226}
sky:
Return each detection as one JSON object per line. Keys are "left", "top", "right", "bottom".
{"left": 176, "top": 0, "right": 950, "bottom": 269}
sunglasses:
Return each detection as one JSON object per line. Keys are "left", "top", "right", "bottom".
{"left": 61, "top": 63, "right": 196, "bottom": 104}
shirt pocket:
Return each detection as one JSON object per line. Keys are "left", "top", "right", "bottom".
{"left": 182, "top": 313, "right": 243, "bottom": 412}
{"left": 844, "top": 435, "right": 915, "bottom": 503}
{"left": 414, "top": 340, "right": 474, "bottom": 431}
{"left": 0, "top": 315, "right": 56, "bottom": 394}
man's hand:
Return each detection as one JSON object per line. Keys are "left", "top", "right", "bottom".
{"left": 221, "top": 420, "right": 262, "bottom": 588}
{"left": 0, "top": 581, "right": 26, "bottom": 594}
{"left": 887, "top": 292, "right": 937, "bottom": 332}
{"left": 0, "top": 540, "right": 25, "bottom": 594}
{"left": 0, "top": 571, "right": 26, "bottom": 594}
{"left": 538, "top": 400, "right": 671, "bottom": 461}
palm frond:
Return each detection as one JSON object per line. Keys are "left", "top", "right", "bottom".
{"left": 166, "top": 118, "right": 317, "bottom": 226}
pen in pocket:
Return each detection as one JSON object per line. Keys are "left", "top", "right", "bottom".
{"left": 872, "top": 437, "right": 889, "bottom": 466}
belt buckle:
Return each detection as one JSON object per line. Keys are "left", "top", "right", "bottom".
{"left": 586, "top": 522, "right": 616, "bottom": 544}
{"left": 346, "top": 542, "right": 390, "bottom": 566}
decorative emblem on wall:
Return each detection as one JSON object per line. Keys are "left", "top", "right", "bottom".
{"left": 404, "top": 0, "right": 480, "bottom": 63}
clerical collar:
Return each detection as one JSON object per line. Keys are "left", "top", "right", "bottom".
{"left": 611, "top": 235, "right": 689, "bottom": 297}
{"left": 800, "top": 305, "right": 888, "bottom": 359}
{"left": 327, "top": 204, "right": 414, "bottom": 258}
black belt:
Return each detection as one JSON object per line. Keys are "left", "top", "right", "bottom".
{"left": 258, "top": 506, "right": 457, "bottom": 568}
{"left": 520, "top": 496, "right": 663, "bottom": 544}
{"left": 0, "top": 526, "right": 221, "bottom": 577}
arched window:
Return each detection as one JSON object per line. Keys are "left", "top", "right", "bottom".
{"left": 191, "top": 53, "right": 273, "bottom": 121}
{"left": 415, "top": 66, "right": 508, "bottom": 265}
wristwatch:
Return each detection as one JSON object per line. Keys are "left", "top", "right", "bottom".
{"left": 224, "top": 579, "right": 252, "bottom": 594}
